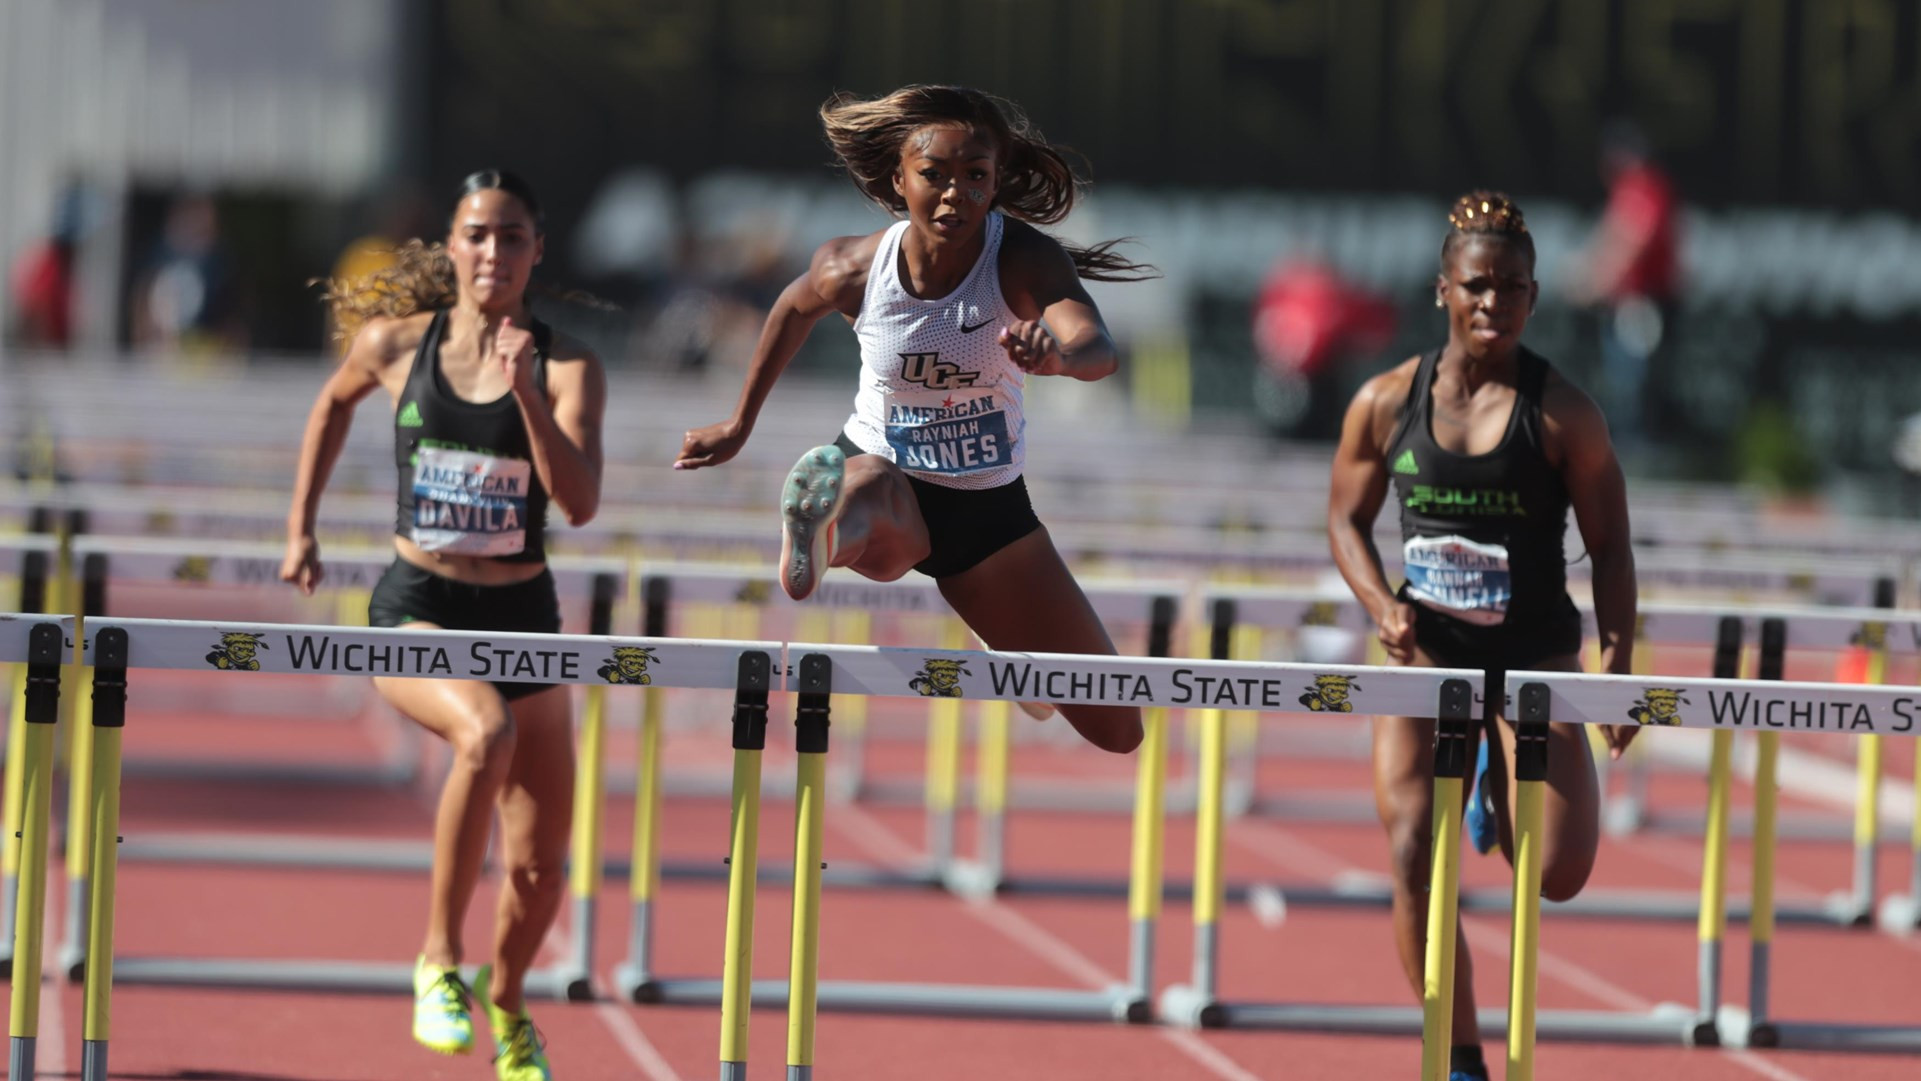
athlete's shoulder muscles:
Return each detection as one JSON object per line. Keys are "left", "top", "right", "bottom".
{"left": 1538, "top": 369, "right": 1611, "bottom": 471}
{"left": 329, "top": 312, "right": 428, "bottom": 404}
{"left": 1348, "top": 355, "right": 1422, "bottom": 455}
{"left": 807, "top": 231, "right": 886, "bottom": 320}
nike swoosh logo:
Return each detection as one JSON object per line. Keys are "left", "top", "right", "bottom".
{"left": 960, "top": 319, "right": 994, "bottom": 334}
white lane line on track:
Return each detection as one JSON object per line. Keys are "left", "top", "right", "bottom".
{"left": 835, "top": 804, "right": 1267, "bottom": 1081}
{"left": 535, "top": 919, "right": 686, "bottom": 1081}
{"left": 1231, "top": 821, "right": 1818, "bottom": 1081}
{"left": 41, "top": 940, "right": 67, "bottom": 1078}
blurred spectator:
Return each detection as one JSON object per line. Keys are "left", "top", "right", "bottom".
{"left": 6, "top": 185, "right": 87, "bottom": 349}
{"left": 1567, "top": 120, "right": 1682, "bottom": 444}
{"left": 129, "top": 192, "right": 247, "bottom": 355}
{"left": 1250, "top": 257, "right": 1398, "bottom": 438}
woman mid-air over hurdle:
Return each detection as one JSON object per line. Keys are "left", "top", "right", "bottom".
{"left": 282, "top": 169, "right": 606, "bottom": 1081}
{"left": 677, "top": 84, "right": 1151, "bottom": 755}
{"left": 1326, "top": 192, "right": 1639, "bottom": 1081}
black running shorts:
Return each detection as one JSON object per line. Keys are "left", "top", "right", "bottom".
{"left": 1401, "top": 585, "right": 1584, "bottom": 676}
{"left": 834, "top": 432, "right": 1043, "bottom": 580}
{"left": 367, "top": 558, "right": 563, "bottom": 701}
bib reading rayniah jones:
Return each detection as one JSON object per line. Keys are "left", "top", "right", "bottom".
{"left": 843, "top": 212, "right": 1026, "bottom": 490}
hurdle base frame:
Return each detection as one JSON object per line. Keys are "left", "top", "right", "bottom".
{"left": 625, "top": 976, "right": 1150, "bottom": 1023}
{"left": 109, "top": 956, "right": 594, "bottom": 1000}
{"left": 1723, "top": 1005, "right": 1921, "bottom": 1052}
{"left": 1159, "top": 984, "right": 1714, "bottom": 1045}
{"left": 1876, "top": 893, "right": 1921, "bottom": 933}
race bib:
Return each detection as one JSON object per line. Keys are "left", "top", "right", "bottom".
{"left": 884, "top": 390, "right": 1011, "bottom": 476}
{"left": 410, "top": 446, "right": 531, "bottom": 556}
{"left": 1403, "top": 534, "right": 1511, "bottom": 626}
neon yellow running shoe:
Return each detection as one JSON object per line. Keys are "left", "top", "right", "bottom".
{"left": 411, "top": 955, "right": 474, "bottom": 1055}
{"left": 475, "top": 963, "right": 553, "bottom": 1081}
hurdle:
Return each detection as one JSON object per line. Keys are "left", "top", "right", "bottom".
{"left": 1207, "top": 586, "right": 1912, "bottom": 926}
{"left": 612, "top": 565, "right": 1186, "bottom": 1005}
{"left": 1723, "top": 619, "right": 1921, "bottom": 1053}
{"left": 1599, "top": 597, "right": 1921, "bottom": 930}
{"left": 1158, "top": 609, "right": 1746, "bottom": 1046}
{"left": 21, "top": 614, "right": 774, "bottom": 1036}
{"left": 64, "top": 538, "right": 623, "bottom": 855}
{"left": 3, "top": 618, "right": 63, "bottom": 1080}
{"left": 0, "top": 533, "right": 55, "bottom": 979}
{"left": 11, "top": 612, "right": 780, "bottom": 1079}
{"left": 46, "top": 537, "right": 631, "bottom": 997}
{"left": 1512, "top": 659, "right": 1921, "bottom": 1055}
{"left": 751, "top": 636, "right": 1481, "bottom": 1068}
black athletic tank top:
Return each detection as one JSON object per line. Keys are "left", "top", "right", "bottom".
{"left": 1383, "top": 346, "right": 1569, "bottom": 627}
{"left": 393, "top": 309, "right": 551, "bottom": 564}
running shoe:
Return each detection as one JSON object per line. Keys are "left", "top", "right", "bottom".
{"left": 411, "top": 955, "right": 474, "bottom": 1055}
{"left": 779, "top": 444, "right": 846, "bottom": 601}
{"left": 475, "top": 963, "right": 553, "bottom": 1081}
{"left": 1465, "top": 738, "right": 1497, "bottom": 855}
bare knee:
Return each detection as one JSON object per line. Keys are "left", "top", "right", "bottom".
{"left": 1540, "top": 841, "right": 1597, "bottom": 902}
{"left": 449, "top": 707, "right": 516, "bottom": 777}
{"left": 505, "top": 852, "right": 566, "bottom": 905}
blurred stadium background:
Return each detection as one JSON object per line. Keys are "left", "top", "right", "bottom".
{"left": 6, "top": 0, "right": 1920, "bottom": 510}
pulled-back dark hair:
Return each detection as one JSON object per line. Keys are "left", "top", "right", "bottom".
{"left": 1440, "top": 189, "right": 1535, "bottom": 269}
{"left": 317, "top": 170, "right": 604, "bottom": 345}
{"left": 820, "top": 85, "right": 1156, "bottom": 282}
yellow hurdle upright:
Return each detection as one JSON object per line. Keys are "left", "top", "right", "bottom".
{"left": 9, "top": 623, "right": 64, "bottom": 1081}
{"left": 1506, "top": 681, "right": 1552, "bottom": 1081}
{"left": 1419, "top": 678, "right": 1474, "bottom": 1081}
{"left": 786, "top": 653, "right": 833, "bottom": 1081}
{"left": 0, "top": 544, "right": 52, "bottom": 975}
{"left": 717, "top": 651, "right": 772, "bottom": 1081}
{"left": 81, "top": 626, "right": 130, "bottom": 1081}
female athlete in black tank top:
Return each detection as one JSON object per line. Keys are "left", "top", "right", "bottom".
{"left": 1326, "top": 192, "right": 1638, "bottom": 1080}
{"left": 1382, "top": 344, "right": 1583, "bottom": 668}
{"left": 281, "top": 170, "right": 605, "bottom": 1077}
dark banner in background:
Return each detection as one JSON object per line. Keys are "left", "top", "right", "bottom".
{"left": 426, "top": 0, "right": 1920, "bottom": 224}
{"left": 419, "top": 0, "right": 1921, "bottom": 487}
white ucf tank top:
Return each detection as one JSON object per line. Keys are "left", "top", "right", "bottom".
{"left": 844, "top": 212, "right": 1025, "bottom": 490}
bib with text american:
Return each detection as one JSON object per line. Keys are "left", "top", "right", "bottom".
{"left": 1403, "top": 534, "right": 1511, "bottom": 626}
{"left": 411, "top": 446, "right": 531, "bottom": 556}
{"left": 884, "top": 388, "right": 1011, "bottom": 476}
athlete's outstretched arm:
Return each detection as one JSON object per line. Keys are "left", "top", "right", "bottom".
{"left": 999, "top": 225, "right": 1118, "bottom": 381}
{"left": 1553, "top": 383, "right": 1639, "bottom": 752}
{"left": 1328, "top": 368, "right": 1415, "bottom": 661}
{"left": 676, "top": 235, "right": 874, "bottom": 470}
{"left": 282, "top": 317, "right": 399, "bottom": 595}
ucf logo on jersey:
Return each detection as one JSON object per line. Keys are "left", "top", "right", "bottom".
{"left": 899, "top": 352, "right": 981, "bottom": 390}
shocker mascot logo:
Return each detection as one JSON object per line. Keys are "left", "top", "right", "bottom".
{"left": 599, "top": 646, "right": 659, "bottom": 686}
{"left": 1299, "top": 601, "right": 1340, "bottom": 628}
{"left": 909, "top": 658, "right": 970, "bottom": 698}
{"left": 206, "top": 632, "right": 268, "bottom": 671}
{"left": 1627, "top": 687, "right": 1689, "bottom": 727}
{"left": 1299, "top": 674, "right": 1359, "bottom": 712}
{"left": 172, "top": 556, "right": 214, "bottom": 583}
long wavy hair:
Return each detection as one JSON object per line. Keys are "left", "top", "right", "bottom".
{"left": 820, "top": 85, "right": 1156, "bottom": 283}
